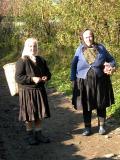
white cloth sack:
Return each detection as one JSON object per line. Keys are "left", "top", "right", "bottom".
{"left": 3, "top": 62, "right": 18, "bottom": 96}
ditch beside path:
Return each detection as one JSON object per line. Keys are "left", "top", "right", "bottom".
{"left": 0, "top": 68, "right": 120, "bottom": 160}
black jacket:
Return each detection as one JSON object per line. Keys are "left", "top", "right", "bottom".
{"left": 15, "top": 56, "right": 51, "bottom": 89}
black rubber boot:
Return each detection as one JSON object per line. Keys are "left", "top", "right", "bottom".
{"left": 83, "top": 110, "right": 92, "bottom": 136}
{"left": 82, "top": 127, "right": 92, "bottom": 136}
{"left": 26, "top": 130, "right": 39, "bottom": 145}
{"left": 35, "top": 131, "right": 50, "bottom": 143}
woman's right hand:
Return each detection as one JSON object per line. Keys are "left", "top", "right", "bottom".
{"left": 32, "top": 77, "right": 42, "bottom": 84}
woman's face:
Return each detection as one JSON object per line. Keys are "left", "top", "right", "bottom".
{"left": 83, "top": 30, "right": 94, "bottom": 47}
{"left": 28, "top": 41, "right": 37, "bottom": 56}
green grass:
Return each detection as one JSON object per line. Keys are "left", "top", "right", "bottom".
{"left": 49, "top": 68, "right": 72, "bottom": 95}
{"left": 107, "top": 69, "right": 120, "bottom": 119}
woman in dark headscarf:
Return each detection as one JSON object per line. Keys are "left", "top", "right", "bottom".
{"left": 71, "top": 29, "right": 116, "bottom": 136}
{"left": 15, "top": 38, "right": 51, "bottom": 145}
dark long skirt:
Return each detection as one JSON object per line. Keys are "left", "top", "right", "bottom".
{"left": 18, "top": 87, "right": 50, "bottom": 121}
{"left": 72, "top": 69, "right": 114, "bottom": 111}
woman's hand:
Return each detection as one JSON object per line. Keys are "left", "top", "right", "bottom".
{"left": 103, "top": 62, "right": 116, "bottom": 75}
{"left": 32, "top": 77, "right": 42, "bottom": 84}
{"left": 32, "top": 76, "right": 48, "bottom": 84}
{"left": 41, "top": 76, "right": 47, "bottom": 82}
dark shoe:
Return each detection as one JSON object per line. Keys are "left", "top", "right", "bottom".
{"left": 82, "top": 127, "right": 92, "bottom": 136}
{"left": 26, "top": 131, "right": 39, "bottom": 145}
{"left": 99, "top": 126, "right": 106, "bottom": 135}
{"left": 35, "top": 131, "right": 50, "bottom": 143}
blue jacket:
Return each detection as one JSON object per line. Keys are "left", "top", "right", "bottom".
{"left": 70, "top": 44, "right": 116, "bottom": 80}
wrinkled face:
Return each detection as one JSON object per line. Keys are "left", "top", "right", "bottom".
{"left": 28, "top": 41, "right": 37, "bottom": 56}
{"left": 83, "top": 30, "right": 94, "bottom": 47}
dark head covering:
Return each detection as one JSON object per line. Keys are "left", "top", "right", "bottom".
{"left": 80, "top": 28, "right": 98, "bottom": 52}
{"left": 80, "top": 28, "right": 95, "bottom": 46}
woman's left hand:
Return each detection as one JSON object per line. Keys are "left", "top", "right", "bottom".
{"left": 103, "top": 62, "right": 116, "bottom": 75}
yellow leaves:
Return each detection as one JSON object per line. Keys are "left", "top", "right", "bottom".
{"left": 56, "top": 31, "right": 75, "bottom": 47}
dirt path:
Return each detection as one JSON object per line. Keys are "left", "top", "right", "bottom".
{"left": 0, "top": 67, "right": 120, "bottom": 160}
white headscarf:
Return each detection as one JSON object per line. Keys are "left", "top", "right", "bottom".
{"left": 21, "top": 38, "right": 38, "bottom": 59}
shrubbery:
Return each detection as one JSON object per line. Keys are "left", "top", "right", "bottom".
{"left": 0, "top": 0, "right": 120, "bottom": 118}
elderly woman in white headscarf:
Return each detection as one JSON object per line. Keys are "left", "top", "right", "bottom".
{"left": 15, "top": 38, "right": 51, "bottom": 145}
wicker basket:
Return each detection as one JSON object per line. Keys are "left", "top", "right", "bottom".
{"left": 3, "top": 62, "right": 18, "bottom": 96}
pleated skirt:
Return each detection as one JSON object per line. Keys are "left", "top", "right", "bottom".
{"left": 18, "top": 87, "right": 50, "bottom": 121}
{"left": 72, "top": 68, "right": 114, "bottom": 111}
